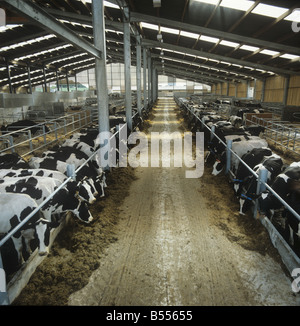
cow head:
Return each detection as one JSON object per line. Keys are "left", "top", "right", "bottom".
{"left": 73, "top": 201, "right": 93, "bottom": 223}
{"left": 76, "top": 178, "right": 97, "bottom": 204}
{"left": 34, "top": 218, "right": 53, "bottom": 256}
{"left": 212, "top": 152, "right": 226, "bottom": 176}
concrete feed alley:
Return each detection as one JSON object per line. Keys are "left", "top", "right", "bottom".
{"left": 68, "top": 98, "right": 299, "bottom": 306}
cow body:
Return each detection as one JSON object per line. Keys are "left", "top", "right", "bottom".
{"left": 238, "top": 154, "right": 283, "bottom": 214}
{"left": 0, "top": 176, "right": 93, "bottom": 255}
{"left": 0, "top": 193, "right": 41, "bottom": 264}
{"left": 0, "top": 119, "right": 49, "bottom": 138}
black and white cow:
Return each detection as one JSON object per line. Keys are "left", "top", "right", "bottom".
{"left": 0, "top": 193, "right": 42, "bottom": 265}
{"left": 0, "top": 152, "right": 29, "bottom": 169}
{"left": 233, "top": 147, "right": 273, "bottom": 195}
{"left": 258, "top": 162, "right": 300, "bottom": 217}
{"left": 28, "top": 157, "right": 106, "bottom": 197}
{"left": 0, "top": 119, "right": 50, "bottom": 138}
{"left": 211, "top": 135, "right": 268, "bottom": 176}
{"left": 238, "top": 154, "right": 283, "bottom": 215}
{"left": 0, "top": 176, "right": 93, "bottom": 255}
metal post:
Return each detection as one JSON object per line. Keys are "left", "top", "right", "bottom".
{"left": 27, "top": 65, "right": 32, "bottom": 94}
{"left": 136, "top": 34, "right": 142, "bottom": 116}
{"left": 92, "top": 0, "right": 110, "bottom": 134}
{"left": 253, "top": 167, "right": 268, "bottom": 218}
{"left": 43, "top": 66, "right": 47, "bottom": 92}
{"left": 283, "top": 76, "right": 290, "bottom": 106}
{"left": 56, "top": 71, "right": 60, "bottom": 91}
{"left": 9, "top": 136, "right": 14, "bottom": 153}
{"left": 225, "top": 139, "right": 233, "bottom": 174}
{"left": 66, "top": 72, "right": 69, "bottom": 92}
{"left": 67, "top": 164, "right": 76, "bottom": 181}
{"left": 143, "top": 47, "right": 148, "bottom": 110}
{"left": 152, "top": 67, "right": 156, "bottom": 103}
{"left": 123, "top": 6, "right": 132, "bottom": 130}
{"left": 6, "top": 62, "right": 13, "bottom": 94}
{"left": 210, "top": 125, "right": 215, "bottom": 141}
{"left": 28, "top": 130, "right": 33, "bottom": 151}
{"left": 0, "top": 252, "right": 9, "bottom": 305}
{"left": 148, "top": 52, "right": 152, "bottom": 105}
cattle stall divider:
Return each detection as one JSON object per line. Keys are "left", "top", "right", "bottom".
{"left": 0, "top": 110, "right": 92, "bottom": 158}
{"left": 245, "top": 115, "right": 300, "bottom": 157}
{"left": 0, "top": 108, "right": 143, "bottom": 305}
{"left": 174, "top": 95, "right": 300, "bottom": 279}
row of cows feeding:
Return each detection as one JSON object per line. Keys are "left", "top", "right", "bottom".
{"left": 180, "top": 98, "right": 300, "bottom": 257}
{"left": 0, "top": 109, "right": 144, "bottom": 276}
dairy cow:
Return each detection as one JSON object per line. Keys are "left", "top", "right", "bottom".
{"left": 0, "top": 193, "right": 42, "bottom": 265}
{"left": 0, "top": 152, "right": 29, "bottom": 169}
{"left": 0, "top": 176, "right": 93, "bottom": 255}
{"left": 211, "top": 135, "right": 268, "bottom": 176}
{"left": 0, "top": 168, "right": 98, "bottom": 200}
{"left": 238, "top": 154, "right": 283, "bottom": 214}
{"left": 233, "top": 147, "right": 273, "bottom": 195}
{"left": 28, "top": 157, "right": 106, "bottom": 197}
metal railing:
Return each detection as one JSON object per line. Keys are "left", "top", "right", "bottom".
{"left": 246, "top": 115, "right": 300, "bottom": 156}
{"left": 0, "top": 110, "right": 92, "bottom": 158}
{"left": 0, "top": 107, "right": 144, "bottom": 305}
{"left": 175, "top": 94, "right": 300, "bottom": 276}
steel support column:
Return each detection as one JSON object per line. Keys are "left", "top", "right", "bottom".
{"left": 143, "top": 47, "right": 148, "bottom": 110}
{"left": 148, "top": 51, "right": 152, "bottom": 105}
{"left": 283, "top": 76, "right": 290, "bottom": 106}
{"left": 123, "top": 6, "right": 132, "bottom": 130}
{"left": 6, "top": 62, "right": 13, "bottom": 94}
{"left": 136, "top": 34, "right": 142, "bottom": 116}
{"left": 27, "top": 65, "right": 32, "bottom": 94}
{"left": 92, "top": 0, "right": 110, "bottom": 134}
{"left": 43, "top": 66, "right": 47, "bottom": 92}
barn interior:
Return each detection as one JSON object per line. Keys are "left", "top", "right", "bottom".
{"left": 0, "top": 0, "right": 300, "bottom": 308}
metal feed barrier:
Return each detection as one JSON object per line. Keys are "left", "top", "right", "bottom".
{"left": 0, "top": 109, "right": 142, "bottom": 305}
{"left": 174, "top": 95, "right": 300, "bottom": 279}
{"left": 0, "top": 110, "right": 92, "bottom": 158}
{"left": 246, "top": 115, "right": 300, "bottom": 157}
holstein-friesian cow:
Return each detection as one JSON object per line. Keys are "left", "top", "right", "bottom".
{"left": 257, "top": 161, "right": 300, "bottom": 255}
{"left": 233, "top": 147, "right": 273, "bottom": 195}
{"left": 238, "top": 154, "right": 283, "bottom": 215}
{"left": 28, "top": 157, "right": 106, "bottom": 197}
{"left": 0, "top": 193, "right": 42, "bottom": 265}
{"left": 211, "top": 136, "right": 268, "bottom": 176}
{"left": 0, "top": 176, "right": 93, "bottom": 255}
{"left": 0, "top": 152, "right": 29, "bottom": 169}
{"left": 0, "top": 119, "right": 49, "bottom": 137}
{"left": 0, "top": 168, "right": 98, "bottom": 201}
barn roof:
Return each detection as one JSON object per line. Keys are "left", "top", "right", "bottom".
{"left": 0, "top": 0, "right": 300, "bottom": 89}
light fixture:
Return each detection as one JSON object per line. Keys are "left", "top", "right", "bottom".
{"left": 157, "top": 33, "right": 162, "bottom": 42}
{"left": 153, "top": 0, "right": 161, "bottom": 8}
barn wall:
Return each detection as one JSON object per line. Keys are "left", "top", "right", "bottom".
{"left": 287, "top": 75, "right": 300, "bottom": 106}
{"left": 254, "top": 80, "right": 263, "bottom": 101}
{"left": 236, "top": 82, "right": 247, "bottom": 98}
{"left": 264, "top": 76, "right": 285, "bottom": 103}
{"left": 228, "top": 83, "right": 236, "bottom": 97}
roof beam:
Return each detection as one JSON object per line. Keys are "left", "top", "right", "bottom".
{"left": 157, "top": 61, "right": 230, "bottom": 84}
{"left": 151, "top": 54, "right": 247, "bottom": 82}
{"left": 142, "top": 39, "right": 295, "bottom": 76}
{"left": 131, "top": 11, "right": 300, "bottom": 56}
{"left": 2, "top": 0, "right": 102, "bottom": 59}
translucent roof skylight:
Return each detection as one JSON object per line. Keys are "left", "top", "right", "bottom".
{"left": 219, "top": 40, "right": 239, "bottom": 48}
{"left": 259, "top": 49, "right": 280, "bottom": 56}
{"left": 180, "top": 31, "right": 199, "bottom": 39}
{"left": 240, "top": 44, "right": 259, "bottom": 52}
{"left": 251, "top": 4, "right": 288, "bottom": 18}
{"left": 284, "top": 9, "right": 300, "bottom": 22}
{"left": 199, "top": 35, "right": 219, "bottom": 43}
{"left": 220, "top": 0, "right": 254, "bottom": 12}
